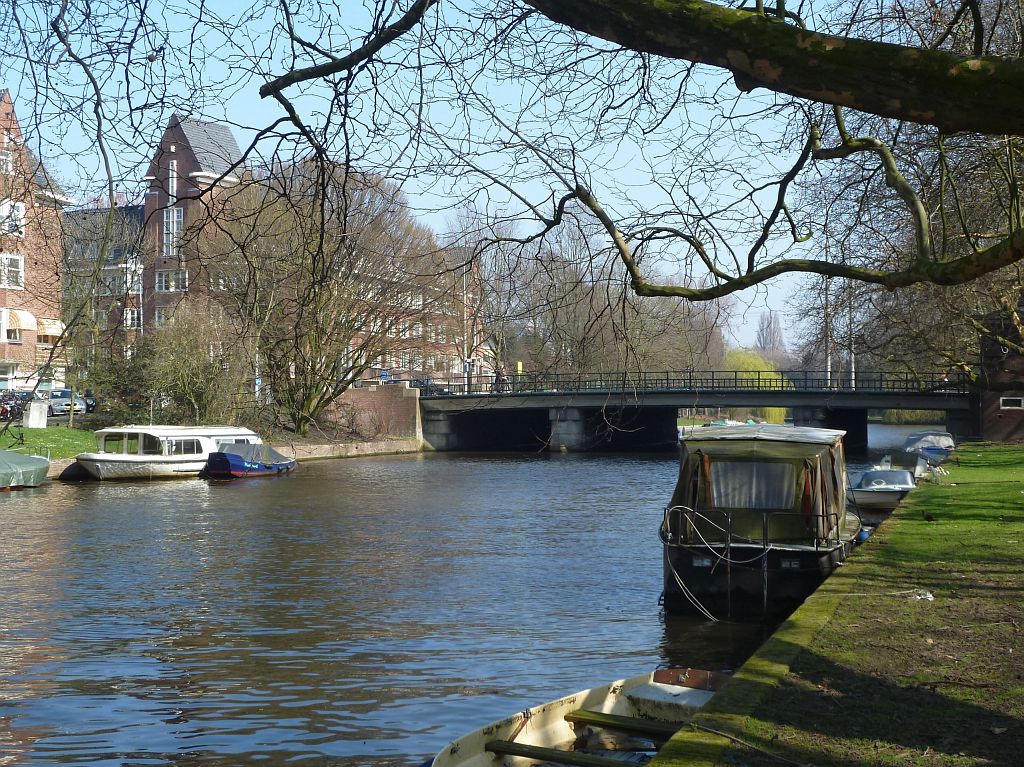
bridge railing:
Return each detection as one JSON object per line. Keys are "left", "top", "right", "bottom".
{"left": 393, "top": 370, "right": 969, "bottom": 397}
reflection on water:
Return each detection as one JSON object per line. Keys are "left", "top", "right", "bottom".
{"left": 0, "top": 453, "right": 766, "bottom": 766}
{"left": 0, "top": 424, "right": 933, "bottom": 765}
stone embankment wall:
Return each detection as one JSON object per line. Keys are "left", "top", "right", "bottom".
{"left": 334, "top": 382, "right": 422, "bottom": 440}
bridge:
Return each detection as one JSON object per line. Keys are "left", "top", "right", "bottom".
{"left": 403, "top": 370, "right": 976, "bottom": 452}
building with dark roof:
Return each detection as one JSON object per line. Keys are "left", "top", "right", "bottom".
{"left": 141, "top": 114, "right": 243, "bottom": 330}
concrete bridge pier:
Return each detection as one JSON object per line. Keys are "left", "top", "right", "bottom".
{"left": 549, "top": 407, "right": 587, "bottom": 452}
{"left": 791, "top": 406, "right": 869, "bottom": 452}
{"left": 422, "top": 411, "right": 457, "bottom": 451}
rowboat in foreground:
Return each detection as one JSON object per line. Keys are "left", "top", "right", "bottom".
{"left": 429, "top": 667, "right": 729, "bottom": 767}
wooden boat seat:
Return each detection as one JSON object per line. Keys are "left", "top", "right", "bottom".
{"left": 485, "top": 739, "right": 643, "bottom": 767}
{"left": 563, "top": 709, "right": 684, "bottom": 738}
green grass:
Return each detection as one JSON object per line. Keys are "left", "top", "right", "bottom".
{"left": 654, "top": 443, "right": 1024, "bottom": 767}
{"left": 2, "top": 425, "right": 97, "bottom": 459}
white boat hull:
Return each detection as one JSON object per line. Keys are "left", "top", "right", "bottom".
{"left": 75, "top": 454, "right": 209, "bottom": 480}
{"left": 431, "top": 669, "right": 724, "bottom": 767}
{"left": 849, "top": 487, "right": 910, "bottom": 511}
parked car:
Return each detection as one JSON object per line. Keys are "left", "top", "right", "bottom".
{"left": 410, "top": 378, "right": 450, "bottom": 396}
{"left": 47, "top": 389, "right": 88, "bottom": 416}
{"left": 83, "top": 389, "right": 98, "bottom": 413}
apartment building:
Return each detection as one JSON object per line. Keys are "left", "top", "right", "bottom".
{"left": 0, "top": 89, "right": 73, "bottom": 391}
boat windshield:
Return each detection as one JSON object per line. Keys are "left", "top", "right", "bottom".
{"left": 710, "top": 461, "right": 795, "bottom": 510}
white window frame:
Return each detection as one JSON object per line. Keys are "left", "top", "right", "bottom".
{"left": 0, "top": 200, "right": 25, "bottom": 237}
{"left": 168, "top": 159, "right": 177, "bottom": 199}
{"left": 154, "top": 307, "right": 171, "bottom": 328}
{"left": 123, "top": 307, "right": 140, "bottom": 329}
{"left": 0, "top": 253, "right": 24, "bottom": 288}
{"left": 155, "top": 269, "right": 188, "bottom": 292}
{"left": 0, "top": 150, "right": 12, "bottom": 176}
{"left": 162, "top": 206, "right": 183, "bottom": 258}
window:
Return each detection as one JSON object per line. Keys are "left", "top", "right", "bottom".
{"left": 169, "top": 438, "right": 201, "bottom": 455}
{"left": 710, "top": 461, "right": 796, "bottom": 510}
{"left": 5, "top": 326, "right": 20, "bottom": 343}
{"left": 156, "top": 269, "right": 187, "bottom": 292}
{"left": 0, "top": 364, "right": 13, "bottom": 387}
{"left": 162, "top": 206, "right": 183, "bottom": 258}
{"left": 0, "top": 253, "right": 23, "bottom": 288}
{"left": 999, "top": 397, "right": 1024, "bottom": 410}
{"left": 0, "top": 200, "right": 25, "bottom": 236}
{"left": 0, "top": 151, "right": 11, "bottom": 176}
{"left": 168, "top": 159, "right": 177, "bottom": 199}
{"left": 91, "top": 309, "right": 108, "bottom": 328}
{"left": 122, "top": 308, "right": 140, "bottom": 328}
{"left": 154, "top": 307, "right": 171, "bottom": 327}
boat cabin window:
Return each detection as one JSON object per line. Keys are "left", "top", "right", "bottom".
{"left": 125, "top": 435, "right": 139, "bottom": 455}
{"left": 142, "top": 434, "right": 162, "bottom": 455}
{"left": 710, "top": 461, "right": 795, "bottom": 510}
{"left": 216, "top": 438, "right": 251, "bottom": 449}
{"left": 168, "top": 438, "right": 201, "bottom": 455}
{"left": 102, "top": 433, "right": 125, "bottom": 453}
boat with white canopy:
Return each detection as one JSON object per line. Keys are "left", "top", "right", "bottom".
{"left": 74, "top": 425, "right": 262, "bottom": 480}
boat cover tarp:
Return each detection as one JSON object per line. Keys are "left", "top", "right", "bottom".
{"left": 903, "top": 431, "right": 955, "bottom": 453}
{"left": 217, "top": 443, "right": 292, "bottom": 465}
{"left": 0, "top": 449, "right": 49, "bottom": 487}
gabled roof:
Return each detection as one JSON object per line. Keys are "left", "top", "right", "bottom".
{"left": 175, "top": 115, "right": 242, "bottom": 177}
{"left": 25, "top": 146, "right": 73, "bottom": 204}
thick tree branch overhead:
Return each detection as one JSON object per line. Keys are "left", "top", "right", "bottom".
{"left": 523, "top": 0, "right": 1024, "bottom": 136}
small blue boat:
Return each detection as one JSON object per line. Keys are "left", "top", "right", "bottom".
{"left": 203, "top": 443, "right": 297, "bottom": 479}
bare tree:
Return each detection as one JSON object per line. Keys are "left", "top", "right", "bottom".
{"left": 205, "top": 161, "right": 444, "bottom": 434}
{"left": 8, "top": 0, "right": 1024, "bottom": 382}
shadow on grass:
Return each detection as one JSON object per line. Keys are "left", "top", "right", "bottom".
{"left": 706, "top": 636, "right": 1023, "bottom": 766}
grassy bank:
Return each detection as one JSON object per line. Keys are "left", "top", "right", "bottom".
{"left": 2, "top": 426, "right": 96, "bottom": 458}
{"left": 655, "top": 444, "right": 1024, "bottom": 767}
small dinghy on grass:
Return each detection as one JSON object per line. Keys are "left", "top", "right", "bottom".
{"left": 429, "top": 667, "right": 728, "bottom": 767}
{"left": 203, "top": 443, "right": 296, "bottom": 479}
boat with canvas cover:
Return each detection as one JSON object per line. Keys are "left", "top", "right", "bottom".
{"left": 74, "top": 425, "right": 262, "bottom": 480}
{"left": 0, "top": 449, "right": 49, "bottom": 489}
{"left": 428, "top": 667, "right": 729, "bottom": 767}
{"left": 203, "top": 443, "right": 296, "bottom": 479}
{"left": 903, "top": 430, "right": 956, "bottom": 465}
{"left": 660, "top": 424, "right": 861, "bottom": 619}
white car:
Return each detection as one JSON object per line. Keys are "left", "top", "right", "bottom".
{"left": 48, "top": 389, "right": 88, "bottom": 416}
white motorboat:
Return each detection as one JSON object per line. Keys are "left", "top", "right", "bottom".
{"left": 849, "top": 469, "right": 916, "bottom": 512}
{"left": 74, "top": 425, "right": 262, "bottom": 480}
{"left": 429, "top": 667, "right": 728, "bottom": 767}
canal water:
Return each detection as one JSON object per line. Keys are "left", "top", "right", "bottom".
{"left": 0, "top": 424, "right": 929, "bottom": 766}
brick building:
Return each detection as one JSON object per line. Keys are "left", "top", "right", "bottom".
{"left": 0, "top": 89, "right": 72, "bottom": 391}
{"left": 142, "top": 114, "right": 242, "bottom": 329}
{"left": 66, "top": 114, "right": 491, "bottom": 395}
